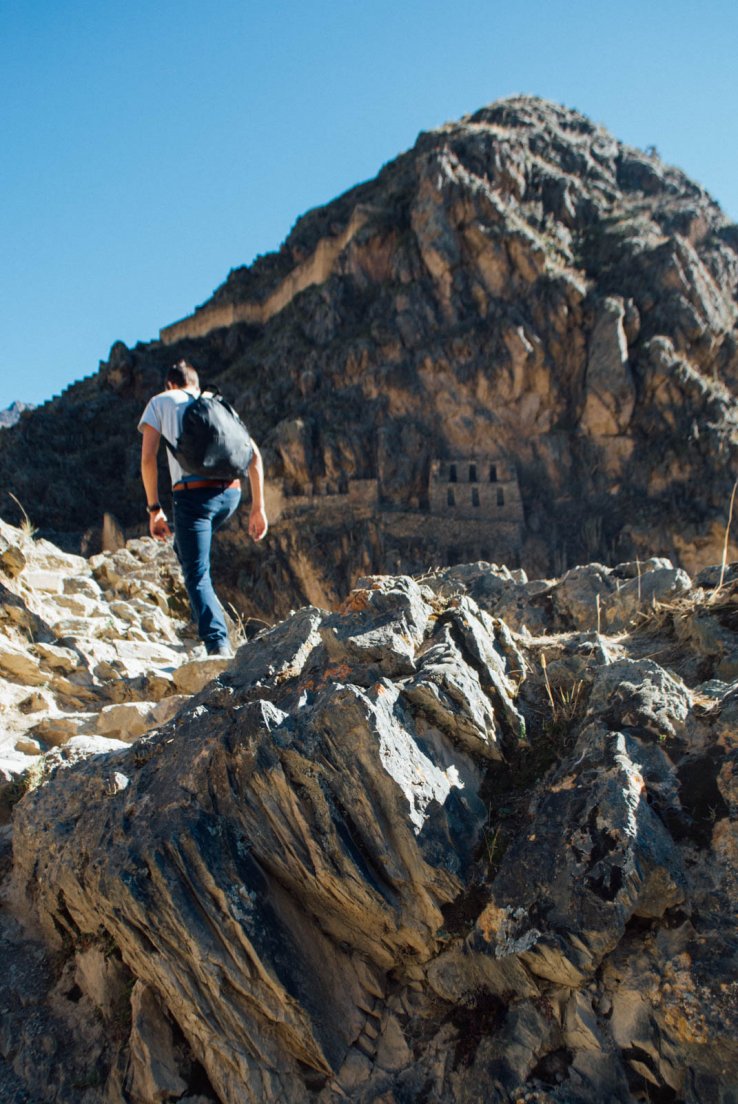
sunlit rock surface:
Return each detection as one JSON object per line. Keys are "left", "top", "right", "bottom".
{"left": 2, "top": 524, "right": 737, "bottom": 1103}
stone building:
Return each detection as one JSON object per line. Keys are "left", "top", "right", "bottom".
{"left": 429, "top": 458, "right": 524, "bottom": 521}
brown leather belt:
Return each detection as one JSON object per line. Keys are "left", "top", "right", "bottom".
{"left": 172, "top": 478, "right": 240, "bottom": 493}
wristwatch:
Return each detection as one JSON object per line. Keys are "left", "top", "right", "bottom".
{"left": 147, "top": 502, "right": 162, "bottom": 514}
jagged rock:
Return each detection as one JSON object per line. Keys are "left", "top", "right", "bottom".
{"left": 2, "top": 560, "right": 733, "bottom": 1104}
{"left": 2, "top": 520, "right": 738, "bottom": 1102}
{"left": 586, "top": 658, "right": 691, "bottom": 738}
{"left": 474, "top": 728, "right": 687, "bottom": 988}
{"left": 319, "top": 575, "right": 431, "bottom": 678}
{"left": 551, "top": 559, "right": 692, "bottom": 632}
{"left": 420, "top": 557, "right": 693, "bottom": 636}
{"left": 225, "top": 605, "right": 325, "bottom": 698}
{"left": 580, "top": 296, "right": 636, "bottom": 439}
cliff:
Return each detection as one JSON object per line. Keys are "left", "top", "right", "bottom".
{"left": 1, "top": 518, "right": 737, "bottom": 1102}
{"left": 1, "top": 95, "right": 737, "bottom": 622}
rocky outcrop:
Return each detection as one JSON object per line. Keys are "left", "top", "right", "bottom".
{"left": 0, "top": 97, "right": 737, "bottom": 620}
{"left": 2, "top": 522, "right": 737, "bottom": 1102}
{"left": 0, "top": 518, "right": 241, "bottom": 822}
{"left": 0, "top": 401, "right": 34, "bottom": 430}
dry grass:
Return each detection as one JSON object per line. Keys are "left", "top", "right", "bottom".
{"left": 7, "top": 492, "right": 36, "bottom": 539}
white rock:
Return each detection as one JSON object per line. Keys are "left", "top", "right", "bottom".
{"left": 32, "top": 538, "right": 87, "bottom": 572}
{"left": 109, "top": 600, "right": 138, "bottom": 624}
{"left": 33, "top": 642, "right": 82, "bottom": 673}
{"left": 63, "top": 575, "right": 103, "bottom": 600}
{"left": 53, "top": 592, "right": 106, "bottom": 618}
{"left": 65, "top": 734, "right": 128, "bottom": 754}
{"left": 113, "top": 640, "right": 183, "bottom": 665}
{"left": 51, "top": 617, "right": 101, "bottom": 639}
{"left": 20, "top": 569, "right": 65, "bottom": 593}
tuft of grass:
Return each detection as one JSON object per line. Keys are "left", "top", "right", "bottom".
{"left": 7, "top": 492, "right": 37, "bottom": 539}
{"left": 539, "top": 653, "right": 587, "bottom": 750}
{"left": 712, "top": 478, "right": 738, "bottom": 601}
{"left": 226, "top": 602, "right": 249, "bottom": 648}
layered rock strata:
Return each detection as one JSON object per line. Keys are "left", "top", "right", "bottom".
{"left": 3, "top": 535, "right": 737, "bottom": 1103}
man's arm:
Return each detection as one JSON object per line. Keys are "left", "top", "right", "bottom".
{"left": 140, "top": 424, "right": 172, "bottom": 541}
{"left": 247, "top": 444, "right": 268, "bottom": 541}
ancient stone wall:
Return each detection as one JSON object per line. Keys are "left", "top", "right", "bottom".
{"left": 160, "top": 209, "right": 370, "bottom": 344}
{"left": 273, "top": 477, "right": 379, "bottom": 519}
{"left": 429, "top": 457, "right": 524, "bottom": 522}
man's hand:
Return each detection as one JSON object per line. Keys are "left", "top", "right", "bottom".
{"left": 248, "top": 505, "right": 268, "bottom": 542}
{"left": 149, "top": 509, "right": 172, "bottom": 541}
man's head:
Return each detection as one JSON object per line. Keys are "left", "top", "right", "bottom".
{"left": 166, "top": 360, "right": 199, "bottom": 390}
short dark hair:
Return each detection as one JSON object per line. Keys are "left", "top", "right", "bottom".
{"left": 167, "top": 360, "right": 199, "bottom": 389}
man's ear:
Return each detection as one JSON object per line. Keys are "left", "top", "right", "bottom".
{"left": 165, "top": 381, "right": 175, "bottom": 390}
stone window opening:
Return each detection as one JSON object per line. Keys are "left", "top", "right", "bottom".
{"left": 489, "top": 464, "right": 497, "bottom": 483}
{"left": 471, "top": 487, "right": 480, "bottom": 508}
{"left": 449, "top": 464, "right": 457, "bottom": 484}
{"left": 469, "top": 463, "right": 477, "bottom": 483}
{"left": 448, "top": 488, "right": 455, "bottom": 507}
{"left": 497, "top": 487, "right": 505, "bottom": 507}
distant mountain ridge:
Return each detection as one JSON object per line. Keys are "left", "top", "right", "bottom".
{"left": 0, "top": 95, "right": 736, "bottom": 621}
{"left": 0, "top": 401, "right": 34, "bottom": 429}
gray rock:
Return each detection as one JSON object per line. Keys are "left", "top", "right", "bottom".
{"left": 473, "top": 728, "right": 687, "bottom": 986}
{"left": 586, "top": 658, "right": 691, "bottom": 738}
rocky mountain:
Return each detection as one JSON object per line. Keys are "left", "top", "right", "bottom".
{"left": 1, "top": 517, "right": 736, "bottom": 1102}
{"left": 0, "top": 401, "right": 35, "bottom": 430}
{"left": 0, "top": 96, "right": 737, "bottom": 623}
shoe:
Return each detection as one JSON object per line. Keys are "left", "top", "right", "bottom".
{"left": 207, "top": 642, "right": 234, "bottom": 659}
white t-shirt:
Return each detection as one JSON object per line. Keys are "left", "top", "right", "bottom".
{"left": 138, "top": 388, "right": 198, "bottom": 486}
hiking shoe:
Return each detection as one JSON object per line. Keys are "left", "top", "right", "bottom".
{"left": 207, "top": 642, "right": 234, "bottom": 659}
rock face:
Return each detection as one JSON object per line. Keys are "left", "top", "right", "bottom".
{"left": 0, "top": 401, "right": 34, "bottom": 430}
{"left": 0, "top": 97, "right": 737, "bottom": 621}
{"left": 3, "top": 527, "right": 738, "bottom": 1103}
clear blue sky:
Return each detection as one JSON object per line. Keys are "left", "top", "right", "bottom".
{"left": 1, "top": 0, "right": 736, "bottom": 411}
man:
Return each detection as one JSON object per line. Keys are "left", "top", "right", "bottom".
{"left": 138, "top": 360, "right": 268, "bottom": 657}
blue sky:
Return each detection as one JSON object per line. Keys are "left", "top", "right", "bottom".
{"left": 1, "top": 0, "right": 736, "bottom": 411}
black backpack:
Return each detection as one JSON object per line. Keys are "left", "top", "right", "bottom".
{"left": 163, "top": 385, "right": 254, "bottom": 480}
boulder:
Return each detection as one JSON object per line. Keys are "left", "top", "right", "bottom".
{"left": 172, "top": 657, "right": 231, "bottom": 695}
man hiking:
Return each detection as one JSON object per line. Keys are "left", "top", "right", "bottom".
{"left": 138, "top": 360, "right": 268, "bottom": 657}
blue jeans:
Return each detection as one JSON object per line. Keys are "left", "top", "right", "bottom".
{"left": 173, "top": 486, "right": 241, "bottom": 653}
